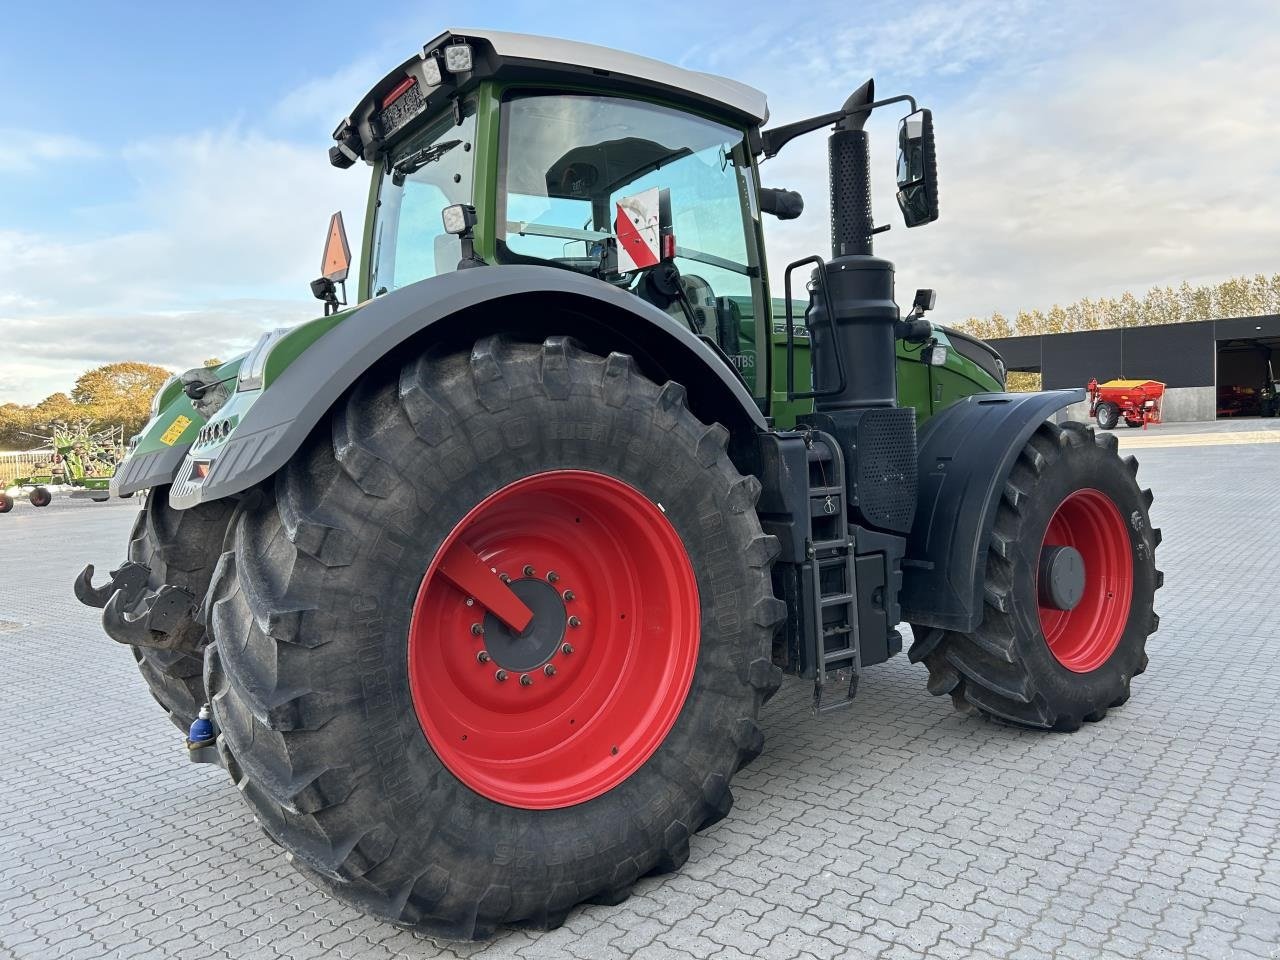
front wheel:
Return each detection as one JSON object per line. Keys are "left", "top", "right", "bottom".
{"left": 1095, "top": 402, "right": 1119, "bottom": 430}
{"left": 118, "top": 488, "right": 235, "bottom": 729}
{"left": 910, "top": 420, "right": 1161, "bottom": 730}
{"left": 205, "top": 335, "right": 783, "bottom": 937}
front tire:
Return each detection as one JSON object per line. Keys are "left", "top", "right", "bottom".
{"left": 1095, "top": 402, "right": 1119, "bottom": 430}
{"left": 123, "top": 488, "right": 235, "bottom": 729}
{"left": 205, "top": 335, "right": 783, "bottom": 937}
{"left": 910, "top": 421, "right": 1160, "bottom": 731}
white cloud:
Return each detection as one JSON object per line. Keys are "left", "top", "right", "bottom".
{"left": 272, "top": 58, "right": 385, "bottom": 130}
{"left": 1, "top": 129, "right": 368, "bottom": 402}
{"left": 0, "top": 130, "right": 100, "bottom": 173}
{"left": 757, "top": 3, "right": 1280, "bottom": 326}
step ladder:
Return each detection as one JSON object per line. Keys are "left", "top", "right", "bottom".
{"left": 804, "top": 434, "right": 861, "bottom": 715}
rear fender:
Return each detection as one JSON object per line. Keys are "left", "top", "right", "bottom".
{"left": 171, "top": 265, "right": 766, "bottom": 509}
{"left": 900, "top": 389, "right": 1084, "bottom": 633}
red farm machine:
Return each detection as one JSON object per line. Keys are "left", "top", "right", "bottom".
{"left": 1087, "top": 378, "right": 1165, "bottom": 430}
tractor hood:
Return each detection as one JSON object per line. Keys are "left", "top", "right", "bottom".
{"left": 330, "top": 29, "right": 769, "bottom": 166}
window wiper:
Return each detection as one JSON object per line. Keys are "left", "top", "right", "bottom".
{"left": 392, "top": 139, "right": 462, "bottom": 178}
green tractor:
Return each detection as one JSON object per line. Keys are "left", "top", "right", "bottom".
{"left": 75, "top": 30, "right": 1161, "bottom": 938}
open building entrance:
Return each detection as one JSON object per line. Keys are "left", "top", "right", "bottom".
{"left": 1216, "top": 336, "right": 1280, "bottom": 418}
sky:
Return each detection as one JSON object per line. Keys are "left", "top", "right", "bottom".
{"left": 2, "top": 0, "right": 1278, "bottom": 403}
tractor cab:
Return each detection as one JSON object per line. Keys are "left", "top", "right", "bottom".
{"left": 329, "top": 29, "right": 779, "bottom": 394}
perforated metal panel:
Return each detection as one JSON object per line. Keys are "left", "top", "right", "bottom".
{"left": 828, "top": 131, "right": 873, "bottom": 257}
{"left": 851, "top": 407, "right": 917, "bottom": 533}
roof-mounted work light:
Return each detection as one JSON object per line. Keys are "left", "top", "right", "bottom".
{"left": 444, "top": 43, "right": 473, "bottom": 74}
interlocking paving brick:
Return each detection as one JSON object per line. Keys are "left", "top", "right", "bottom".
{"left": 3, "top": 428, "right": 1279, "bottom": 958}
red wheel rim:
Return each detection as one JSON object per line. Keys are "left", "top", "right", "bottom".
{"left": 1037, "top": 488, "right": 1133, "bottom": 673}
{"left": 408, "top": 470, "right": 700, "bottom": 809}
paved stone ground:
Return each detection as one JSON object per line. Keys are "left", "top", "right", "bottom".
{"left": 2, "top": 423, "right": 1278, "bottom": 959}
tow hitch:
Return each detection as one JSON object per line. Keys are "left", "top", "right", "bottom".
{"left": 75, "top": 561, "right": 196, "bottom": 650}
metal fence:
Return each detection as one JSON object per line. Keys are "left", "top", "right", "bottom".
{"left": 0, "top": 449, "right": 50, "bottom": 487}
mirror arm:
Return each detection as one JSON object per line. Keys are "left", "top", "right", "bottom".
{"left": 761, "top": 93, "right": 919, "bottom": 159}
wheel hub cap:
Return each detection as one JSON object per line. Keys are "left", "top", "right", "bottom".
{"left": 481, "top": 578, "right": 567, "bottom": 672}
{"left": 1037, "top": 545, "right": 1085, "bottom": 611}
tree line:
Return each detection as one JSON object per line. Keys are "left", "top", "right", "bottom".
{"left": 0, "top": 361, "right": 173, "bottom": 450}
{"left": 956, "top": 273, "right": 1280, "bottom": 342}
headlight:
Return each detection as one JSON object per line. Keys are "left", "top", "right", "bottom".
{"left": 237, "top": 329, "right": 290, "bottom": 392}
{"left": 151, "top": 375, "right": 180, "bottom": 418}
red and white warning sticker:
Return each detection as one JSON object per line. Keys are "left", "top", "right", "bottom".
{"left": 615, "top": 187, "right": 662, "bottom": 271}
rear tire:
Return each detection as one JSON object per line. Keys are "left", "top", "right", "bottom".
{"left": 909, "top": 420, "right": 1160, "bottom": 731}
{"left": 30, "top": 486, "right": 51, "bottom": 507}
{"left": 1095, "top": 402, "right": 1119, "bottom": 430}
{"left": 205, "top": 335, "right": 783, "bottom": 937}
{"left": 123, "top": 488, "right": 235, "bottom": 730}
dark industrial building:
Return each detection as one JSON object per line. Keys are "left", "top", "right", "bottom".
{"left": 989, "top": 313, "right": 1280, "bottom": 422}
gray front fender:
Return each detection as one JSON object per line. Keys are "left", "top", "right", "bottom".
{"left": 900, "top": 389, "right": 1085, "bottom": 633}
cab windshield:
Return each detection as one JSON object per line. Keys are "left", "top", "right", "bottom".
{"left": 498, "top": 92, "right": 756, "bottom": 292}
{"left": 368, "top": 101, "right": 477, "bottom": 295}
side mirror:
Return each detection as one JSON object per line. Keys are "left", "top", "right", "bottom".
{"left": 313, "top": 211, "right": 351, "bottom": 315}
{"left": 759, "top": 187, "right": 804, "bottom": 221}
{"left": 895, "top": 109, "right": 939, "bottom": 227}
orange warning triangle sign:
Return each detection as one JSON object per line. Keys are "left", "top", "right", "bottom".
{"left": 321, "top": 211, "right": 352, "bottom": 282}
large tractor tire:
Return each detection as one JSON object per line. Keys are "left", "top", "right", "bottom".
{"left": 123, "top": 488, "right": 236, "bottom": 730}
{"left": 204, "top": 335, "right": 783, "bottom": 938}
{"left": 1094, "top": 402, "right": 1119, "bottom": 430}
{"left": 909, "top": 421, "right": 1160, "bottom": 731}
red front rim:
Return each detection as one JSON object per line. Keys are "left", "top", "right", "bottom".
{"left": 408, "top": 470, "right": 700, "bottom": 809}
{"left": 1037, "top": 488, "right": 1134, "bottom": 673}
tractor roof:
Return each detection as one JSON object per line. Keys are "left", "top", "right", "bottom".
{"left": 332, "top": 29, "right": 769, "bottom": 164}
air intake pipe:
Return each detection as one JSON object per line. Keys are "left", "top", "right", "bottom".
{"left": 809, "top": 79, "right": 900, "bottom": 412}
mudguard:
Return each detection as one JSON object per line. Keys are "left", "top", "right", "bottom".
{"left": 184, "top": 264, "right": 767, "bottom": 506}
{"left": 112, "top": 443, "right": 193, "bottom": 498}
{"left": 899, "top": 389, "right": 1085, "bottom": 633}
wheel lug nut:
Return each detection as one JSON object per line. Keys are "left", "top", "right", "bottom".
{"left": 547, "top": 571, "right": 560, "bottom": 583}
{"left": 519, "top": 673, "right": 533, "bottom": 686}
{"left": 477, "top": 650, "right": 490, "bottom": 663}
{"left": 470, "top": 623, "right": 484, "bottom": 636}
{"left": 561, "top": 642, "right": 574, "bottom": 655}
{"left": 495, "top": 669, "right": 508, "bottom": 682}
{"left": 544, "top": 664, "right": 556, "bottom": 677}
{"left": 568, "top": 616, "right": 581, "bottom": 628}
{"left": 523, "top": 564, "right": 536, "bottom": 577}
{"left": 562, "top": 589, "right": 575, "bottom": 602}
